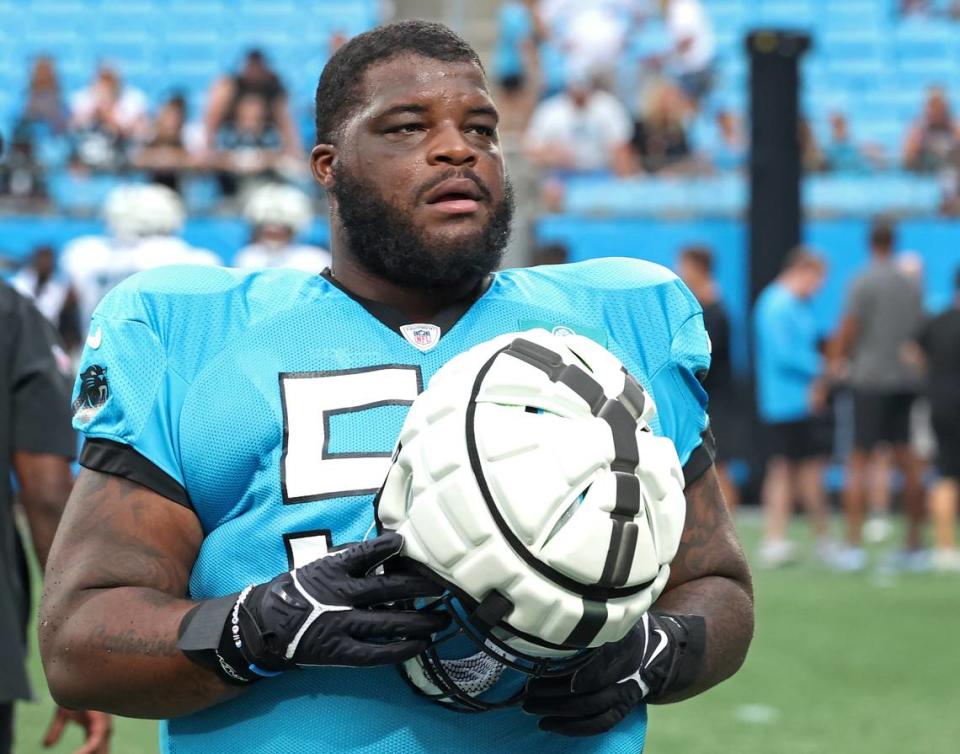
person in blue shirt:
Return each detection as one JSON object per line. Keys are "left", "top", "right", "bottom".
{"left": 39, "top": 20, "right": 753, "bottom": 754}
{"left": 753, "top": 247, "right": 834, "bottom": 568}
{"left": 493, "top": 1, "right": 542, "bottom": 133}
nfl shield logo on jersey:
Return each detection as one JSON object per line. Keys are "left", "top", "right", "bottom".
{"left": 400, "top": 323, "right": 441, "bottom": 352}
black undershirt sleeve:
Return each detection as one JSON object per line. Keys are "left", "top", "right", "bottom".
{"left": 681, "top": 426, "right": 716, "bottom": 488}
{"left": 79, "top": 437, "right": 192, "bottom": 509}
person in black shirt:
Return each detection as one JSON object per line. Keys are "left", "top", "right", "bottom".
{"left": 629, "top": 81, "right": 694, "bottom": 175}
{"left": 913, "top": 268, "right": 960, "bottom": 571}
{"left": 678, "top": 245, "right": 739, "bottom": 510}
{"left": 0, "top": 283, "right": 111, "bottom": 753}
{"left": 203, "top": 49, "right": 302, "bottom": 163}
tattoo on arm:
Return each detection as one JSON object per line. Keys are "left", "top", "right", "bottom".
{"left": 650, "top": 467, "right": 754, "bottom": 703}
{"left": 40, "top": 470, "right": 241, "bottom": 717}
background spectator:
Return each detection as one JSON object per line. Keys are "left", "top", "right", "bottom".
{"left": 10, "top": 245, "right": 80, "bottom": 351}
{"left": 16, "top": 57, "right": 67, "bottom": 140}
{"left": 627, "top": 79, "right": 696, "bottom": 174}
{"left": 130, "top": 94, "right": 195, "bottom": 193}
{"left": 709, "top": 107, "right": 747, "bottom": 171}
{"left": 203, "top": 50, "right": 301, "bottom": 160}
{"left": 899, "top": 0, "right": 932, "bottom": 16}
{"left": 211, "top": 94, "right": 285, "bottom": 196}
{"left": 829, "top": 218, "right": 927, "bottom": 570}
{"left": 0, "top": 282, "right": 112, "bottom": 754}
{"left": 493, "top": 1, "right": 543, "bottom": 134}
{"left": 539, "top": 0, "right": 637, "bottom": 86}
{"left": 799, "top": 116, "right": 827, "bottom": 173}
{"left": 912, "top": 267, "right": 960, "bottom": 572}
{"left": 824, "top": 112, "right": 874, "bottom": 173}
{"left": 0, "top": 129, "right": 46, "bottom": 203}
{"left": 753, "top": 248, "right": 834, "bottom": 568}
{"left": 678, "top": 245, "right": 739, "bottom": 510}
{"left": 68, "top": 64, "right": 148, "bottom": 171}
{"left": 903, "top": 86, "right": 960, "bottom": 173}
{"left": 524, "top": 70, "right": 633, "bottom": 174}
{"left": 662, "top": 0, "right": 715, "bottom": 105}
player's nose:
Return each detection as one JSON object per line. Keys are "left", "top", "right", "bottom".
{"left": 426, "top": 124, "right": 478, "bottom": 168}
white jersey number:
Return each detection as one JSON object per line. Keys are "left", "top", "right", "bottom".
{"left": 279, "top": 365, "right": 422, "bottom": 567}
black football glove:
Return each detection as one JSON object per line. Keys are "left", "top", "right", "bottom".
{"left": 522, "top": 612, "right": 706, "bottom": 737}
{"left": 179, "top": 532, "right": 449, "bottom": 683}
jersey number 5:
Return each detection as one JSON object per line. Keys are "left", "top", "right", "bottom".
{"left": 279, "top": 365, "right": 422, "bottom": 567}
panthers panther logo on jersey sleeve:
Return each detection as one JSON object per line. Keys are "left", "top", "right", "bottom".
{"left": 72, "top": 364, "right": 109, "bottom": 422}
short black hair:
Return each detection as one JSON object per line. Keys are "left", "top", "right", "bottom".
{"left": 679, "top": 244, "right": 714, "bottom": 275}
{"left": 869, "top": 216, "right": 896, "bottom": 252}
{"left": 314, "top": 20, "right": 484, "bottom": 145}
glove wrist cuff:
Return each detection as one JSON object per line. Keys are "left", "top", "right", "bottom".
{"left": 644, "top": 612, "right": 706, "bottom": 699}
{"left": 177, "top": 591, "right": 264, "bottom": 685}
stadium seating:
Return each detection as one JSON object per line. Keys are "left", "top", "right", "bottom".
{"left": 561, "top": 173, "right": 941, "bottom": 218}
{"left": 0, "top": 0, "right": 956, "bottom": 220}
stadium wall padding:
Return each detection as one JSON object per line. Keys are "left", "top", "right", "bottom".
{"left": 4, "top": 215, "right": 960, "bottom": 377}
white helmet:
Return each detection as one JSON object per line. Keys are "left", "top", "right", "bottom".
{"left": 104, "top": 183, "right": 186, "bottom": 243}
{"left": 376, "top": 329, "right": 686, "bottom": 710}
{"left": 243, "top": 183, "right": 313, "bottom": 235}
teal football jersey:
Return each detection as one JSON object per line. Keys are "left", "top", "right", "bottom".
{"left": 72, "top": 258, "right": 712, "bottom": 754}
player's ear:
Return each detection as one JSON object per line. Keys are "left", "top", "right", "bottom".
{"left": 311, "top": 144, "right": 337, "bottom": 189}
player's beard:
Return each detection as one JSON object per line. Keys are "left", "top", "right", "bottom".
{"left": 331, "top": 166, "right": 514, "bottom": 289}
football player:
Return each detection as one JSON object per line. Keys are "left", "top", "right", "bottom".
{"left": 234, "top": 183, "right": 332, "bottom": 273}
{"left": 61, "top": 183, "right": 221, "bottom": 327}
{"left": 39, "top": 21, "right": 753, "bottom": 753}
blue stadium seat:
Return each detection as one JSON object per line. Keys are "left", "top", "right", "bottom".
{"left": 706, "top": 1, "right": 752, "bottom": 34}
{"left": 162, "top": 58, "right": 224, "bottom": 97}
{"left": 0, "top": 89, "right": 17, "bottom": 134}
{"left": 686, "top": 175, "right": 747, "bottom": 216}
{"left": 821, "top": 29, "right": 888, "bottom": 63}
{"left": 161, "top": 35, "right": 228, "bottom": 70}
{"left": 162, "top": 3, "right": 235, "bottom": 41}
{"left": 233, "top": 3, "right": 300, "bottom": 37}
{"left": 0, "top": 2, "right": 24, "bottom": 42}
{"left": 48, "top": 171, "right": 123, "bottom": 215}
{"left": 562, "top": 176, "right": 747, "bottom": 217}
{"left": 91, "top": 35, "right": 161, "bottom": 70}
{"left": 861, "top": 88, "right": 925, "bottom": 123}
{"left": 821, "top": 2, "right": 886, "bottom": 31}
{"left": 854, "top": 119, "right": 904, "bottom": 156}
{"left": 805, "top": 173, "right": 941, "bottom": 216}
{"left": 180, "top": 175, "right": 222, "bottom": 215}
{"left": 94, "top": 4, "right": 164, "bottom": 37}
{"left": 757, "top": 1, "right": 817, "bottom": 29}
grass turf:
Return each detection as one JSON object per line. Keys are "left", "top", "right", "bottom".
{"left": 13, "top": 513, "right": 960, "bottom": 753}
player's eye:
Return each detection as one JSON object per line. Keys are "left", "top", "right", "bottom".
{"left": 466, "top": 125, "right": 496, "bottom": 138}
{"left": 384, "top": 123, "right": 425, "bottom": 135}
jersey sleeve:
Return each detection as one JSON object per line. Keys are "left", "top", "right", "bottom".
{"left": 649, "top": 307, "right": 715, "bottom": 486}
{"left": 72, "top": 284, "right": 192, "bottom": 507}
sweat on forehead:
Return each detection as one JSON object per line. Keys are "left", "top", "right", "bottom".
{"left": 355, "top": 56, "right": 490, "bottom": 116}
{"left": 313, "top": 19, "right": 484, "bottom": 144}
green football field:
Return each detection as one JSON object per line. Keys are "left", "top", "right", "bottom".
{"left": 13, "top": 513, "right": 960, "bottom": 754}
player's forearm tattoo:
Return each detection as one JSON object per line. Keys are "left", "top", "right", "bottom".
{"left": 671, "top": 470, "right": 750, "bottom": 585}
{"left": 88, "top": 620, "right": 182, "bottom": 657}
{"left": 63, "top": 472, "right": 194, "bottom": 595}
{"left": 650, "top": 468, "right": 754, "bottom": 703}
{"left": 40, "top": 472, "right": 238, "bottom": 716}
